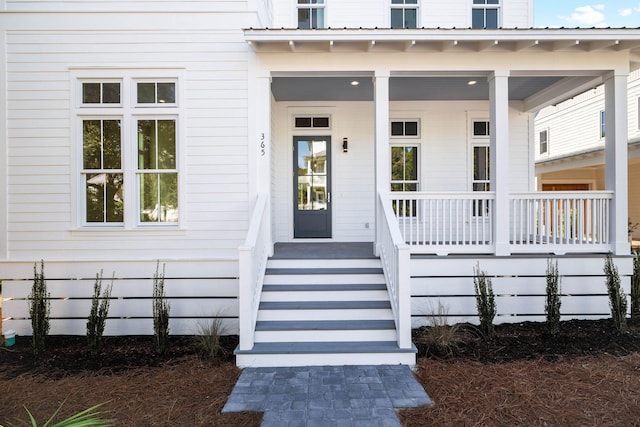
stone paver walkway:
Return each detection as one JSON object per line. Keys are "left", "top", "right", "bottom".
{"left": 222, "top": 365, "right": 433, "bottom": 426}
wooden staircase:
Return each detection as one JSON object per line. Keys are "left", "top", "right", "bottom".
{"left": 235, "top": 246, "right": 417, "bottom": 367}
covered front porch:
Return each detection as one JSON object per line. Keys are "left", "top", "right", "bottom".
{"left": 236, "top": 28, "right": 637, "bottom": 367}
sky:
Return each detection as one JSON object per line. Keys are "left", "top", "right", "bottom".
{"left": 534, "top": 1, "right": 640, "bottom": 27}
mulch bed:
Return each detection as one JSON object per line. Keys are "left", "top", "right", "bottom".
{"left": 1, "top": 319, "right": 639, "bottom": 426}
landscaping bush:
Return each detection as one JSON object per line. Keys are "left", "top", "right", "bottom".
{"left": 421, "top": 301, "right": 466, "bottom": 357}
{"left": 29, "top": 260, "right": 50, "bottom": 358}
{"left": 473, "top": 263, "right": 496, "bottom": 340}
{"left": 604, "top": 254, "right": 627, "bottom": 333}
{"left": 632, "top": 250, "right": 640, "bottom": 320}
{"left": 195, "top": 317, "right": 226, "bottom": 360}
{"left": 152, "top": 262, "right": 170, "bottom": 355}
{"left": 86, "top": 270, "right": 113, "bottom": 356}
{"left": 7, "top": 400, "right": 113, "bottom": 427}
{"left": 545, "top": 258, "right": 562, "bottom": 335}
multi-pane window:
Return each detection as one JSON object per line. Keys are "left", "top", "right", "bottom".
{"left": 78, "top": 78, "right": 179, "bottom": 226}
{"left": 391, "top": 0, "right": 418, "bottom": 29}
{"left": 473, "top": 146, "right": 490, "bottom": 191}
{"left": 297, "top": 0, "right": 325, "bottom": 29}
{"left": 391, "top": 145, "right": 418, "bottom": 192}
{"left": 391, "top": 120, "right": 419, "bottom": 137}
{"left": 472, "top": 0, "right": 500, "bottom": 29}
{"left": 82, "top": 119, "right": 123, "bottom": 223}
{"left": 294, "top": 116, "right": 330, "bottom": 129}
{"left": 600, "top": 110, "right": 606, "bottom": 138}
{"left": 539, "top": 129, "right": 548, "bottom": 154}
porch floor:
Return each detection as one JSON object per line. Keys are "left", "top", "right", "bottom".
{"left": 272, "top": 242, "right": 376, "bottom": 259}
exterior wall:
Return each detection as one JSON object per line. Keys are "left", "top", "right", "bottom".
{"left": 271, "top": 0, "right": 532, "bottom": 29}
{"left": 271, "top": 100, "right": 532, "bottom": 242}
{"left": 411, "top": 254, "right": 633, "bottom": 327}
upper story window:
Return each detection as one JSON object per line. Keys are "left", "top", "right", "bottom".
{"left": 472, "top": 0, "right": 500, "bottom": 29}
{"left": 539, "top": 129, "right": 549, "bottom": 155}
{"left": 297, "top": 0, "right": 325, "bottom": 29}
{"left": 391, "top": 0, "right": 418, "bottom": 29}
{"left": 77, "top": 76, "right": 180, "bottom": 227}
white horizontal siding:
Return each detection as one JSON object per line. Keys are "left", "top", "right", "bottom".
{"left": 411, "top": 254, "right": 633, "bottom": 326}
{"left": 6, "top": 23, "right": 252, "bottom": 262}
{"left": 6, "top": 0, "right": 252, "bottom": 13}
{"left": 1, "top": 259, "right": 240, "bottom": 336}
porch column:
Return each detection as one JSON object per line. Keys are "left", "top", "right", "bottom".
{"left": 374, "top": 70, "right": 390, "bottom": 256}
{"left": 248, "top": 72, "right": 273, "bottom": 254}
{"left": 489, "top": 71, "right": 510, "bottom": 256}
{"left": 604, "top": 71, "right": 630, "bottom": 255}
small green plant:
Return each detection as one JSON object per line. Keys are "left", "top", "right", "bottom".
{"left": 86, "top": 270, "right": 113, "bottom": 356}
{"left": 604, "top": 254, "right": 627, "bottom": 333}
{"left": 422, "top": 302, "right": 465, "bottom": 357}
{"left": 195, "top": 317, "right": 226, "bottom": 359}
{"left": 545, "top": 258, "right": 562, "bottom": 335}
{"left": 631, "top": 250, "right": 640, "bottom": 320}
{"left": 152, "top": 262, "right": 170, "bottom": 355}
{"left": 473, "top": 263, "right": 496, "bottom": 340}
{"left": 7, "top": 400, "right": 113, "bottom": 427}
{"left": 29, "top": 260, "right": 50, "bottom": 358}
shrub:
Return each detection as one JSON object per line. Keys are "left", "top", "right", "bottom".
{"left": 631, "top": 250, "right": 640, "bottom": 320}
{"left": 422, "top": 301, "right": 465, "bottom": 357}
{"left": 86, "top": 270, "right": 113, "bottom": 356}
{"left": 545, "top": 258, "right": 562, "bottom": 335}
{"left": 7, "top": 400, "right": 113, "bottom": 427}
{"left": 604, "top": 254, "right": 627, "bottom": 333}
{"left": 152, "top": 262, "right": 170, "bottom": 355}
{"left": 473, "top": 263, "right": 496, "bottom": 340}
{"left": 195, "top": 317, "right": 226, "bottom": 360}
{"left": 29, "top": 260, "right": 50, "bottom": 358}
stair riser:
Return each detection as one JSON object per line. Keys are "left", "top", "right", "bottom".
{"left": 254, "top": 329, "right": 397, "bottom": 343}
{"left": 257, "top": 309, "right": 394, "bottom": 321}
{"left": 267, "top": 259, "right": 382, "bottom": 269}
{"left": 236, "top": 352, "right": 416, "bottom": 368}
{"left": 261, "top": 290, "right": 389, "bottom": 302}
{"left": 264, "top": 274, "right": 385, "bottom": 285}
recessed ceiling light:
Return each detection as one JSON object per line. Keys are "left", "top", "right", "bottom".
{"left": 467, "top": 80, "right": 477, "bottom": 86}
{"left": 351, "top": 80, "right": 360, "bottom": 86}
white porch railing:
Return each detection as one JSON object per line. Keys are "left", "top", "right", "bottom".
{"left": 390, "top": 191, "right": 613, "bottom": 255}
{"left": 238, "top": 193, "right": 271, "bottom": 351}
{"left": 377, "top": 193, "right": 412, "bottom": 349}
{"left": 510, "top": 191, "right": 612, "bottom": 253}
{"left": 390, "top": 192, "right": 495, "bottom": 255}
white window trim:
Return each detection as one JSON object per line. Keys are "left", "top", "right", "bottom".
{"left": 471, "top": 0, "right": 501, "bottom": 29}
{"left": 390, "top": 143, "right": 420, "bottom": 192}
{"left": 390, "top": 0, "right": 419, "bottom": 29}
{"left": 296, "top": 0, "right": 326, "bottom": 29}
{"left": 539, "top": 128, "right": 549, "bottom": 155}
{"left": 71, "top": 68, "right": 185, "bottom": 230}
{"left": 470, "top": 118, "right": 490, "bottom": 140}
{"left": 390, "top": 118, "right": 421, "bottom": 139}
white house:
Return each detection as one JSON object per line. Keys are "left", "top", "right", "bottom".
{"left": 0, "top": 0, "right": 638, "bottom": 367}
{"left": 535, "top": 70, "right": 640, "bottom": 243}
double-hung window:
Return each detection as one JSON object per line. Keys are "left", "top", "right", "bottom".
{"left": 297, "top": 0, "right": 325, "bottom": 29}
{"left": 391, "top": 0, "right": 418, "bottom": 29}
{"left": 472, "top": 0, "right": 500, "bottom": 29}
{"left": 539, "top": 129, "right": 549, "bottom": 155}
{"left": 77, "top": 75, "right": 180, "bottom": 227}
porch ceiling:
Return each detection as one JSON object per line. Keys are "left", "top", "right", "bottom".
{"left": 270, "top": 75, "right": 564, "bottom": 102}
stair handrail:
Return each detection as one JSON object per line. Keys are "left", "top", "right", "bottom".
{"left": 377, "top": 192, "right": 412, "bottom": 349}
{"left": 238, "top": 193, "right": 271, "bottom": 351}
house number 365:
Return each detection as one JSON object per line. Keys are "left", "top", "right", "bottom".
{"left": 260, "top": 133, "right": 265, "bottom": 156}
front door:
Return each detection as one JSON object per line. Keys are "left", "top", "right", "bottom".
{"left": 293, "top": 136, "right": 331, "bottom": 238}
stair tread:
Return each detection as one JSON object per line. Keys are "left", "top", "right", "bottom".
{"left": 263, "top": 283, "right": 387, "bottom": 292}
{"left": 255, "top": 320, "right": 396, "bottom": 331}
{"left": 259, "top": 301, "right": 391, "bottom": 310}
{"left": 235, "top": 341, "right": 417, "bottom": 354}
{"left": 266, "top": 267, "right": 383, "bottom": 275}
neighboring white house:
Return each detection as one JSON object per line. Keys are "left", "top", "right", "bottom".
{"left": 1, "top": 0, "right": 638, "bottom": 367}
{"left": 535, "top": 70, "right": 640, "bottom": 242}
